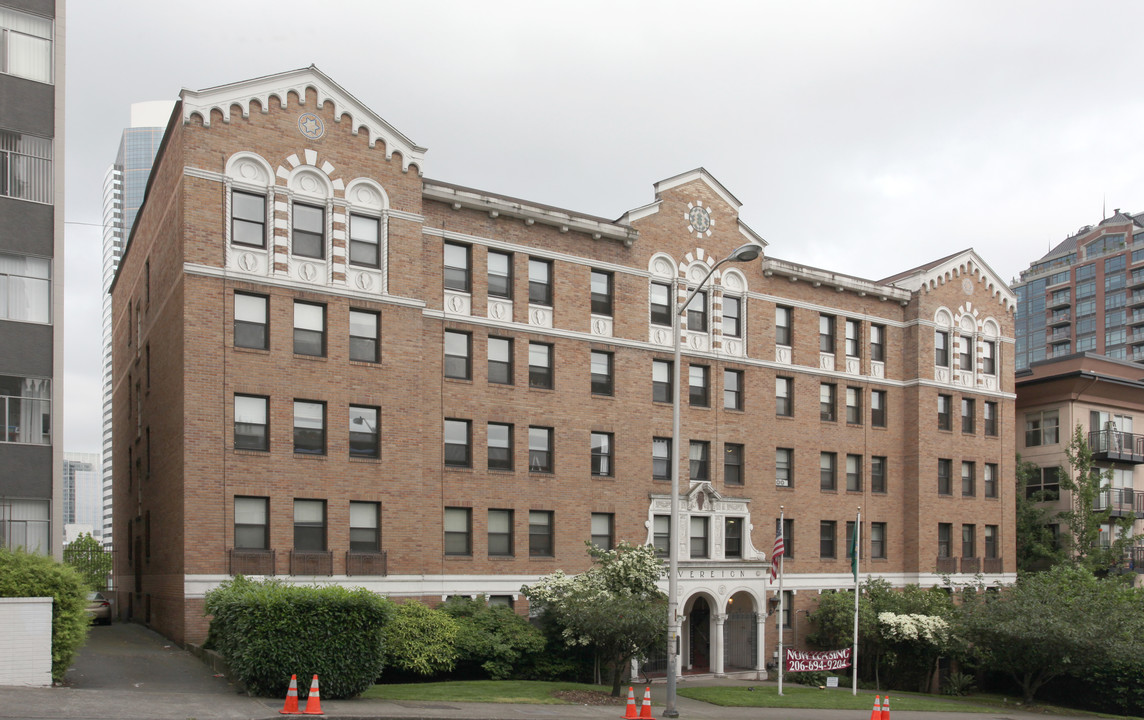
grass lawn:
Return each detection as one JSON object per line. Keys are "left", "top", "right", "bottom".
{"left": 360, "top": 679, "right": 615, "bottom": 704}
{"left": 677, "top": 685, "right": 998, "bottom": 713}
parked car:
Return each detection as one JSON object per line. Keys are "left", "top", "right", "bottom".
{"left": 86, "top": 591, "right": 112, "bottom": 625}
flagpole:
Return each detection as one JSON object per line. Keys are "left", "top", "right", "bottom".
{"left": 777, "top": 506, "right": 785, "bottom": 697}
{"left": 852, "top": 507, "right": 861, "bottom": 696}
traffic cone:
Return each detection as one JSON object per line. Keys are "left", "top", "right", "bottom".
{"left": 881, "top": 695, "right": 890, "bottom": 720}
{"left": 303, "top": 674, "right": 324, "bottom": 715}
{"left": 869, "top": 695, "right": 881, "bottom": 720}
{"left": 623, "top": 686, "right": 638, "bottom": 719}
{"left": 279, "top": 674, "right": 300, "bottom": 715}
{"left": 639, "top": 686, "right": 652, "bottom": 719}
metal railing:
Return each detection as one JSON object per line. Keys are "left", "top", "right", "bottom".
{"left": 960, "top": 557, "right": 981, "bottom": 574}
{"left": 228, "top": 548, "right": 275, "bottom": 575}
{"left": 935, "top": 556, "right": 957, "bottom": 573}
{"left": 1094, "top": 487, "right": 1143, "bottom": 516}
{"left": 983, "top": 557, "right": 1003, "bottom": 574}
{"left": 290, "top": 550, "right": 332, "bottom": 575}
{"left": 345, "top": 550, "right": 387, "bottom": 576}
{"left": 1088, "top": 430, "right": 1144, "bottom": 461}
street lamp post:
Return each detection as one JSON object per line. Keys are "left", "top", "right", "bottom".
{"left": 664, "top": 242, "right": 762, "bottom": 718}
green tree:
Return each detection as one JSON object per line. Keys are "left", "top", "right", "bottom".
{"left": 957, "top": 564, "right": 1144, "bottom": 704}
{"left": 1014, "top": 456, "right": 1066, "bottom": 572}
{"left": 0, "top": 547, "right": 89, "bottom": 682}
{"left": 441, "top": 596, "right": 545, "bottom": 679}
{"left": 1060, "top": 425, "right": 1137, "bottom": 573}
{"left": 382, "top": 600, "right": 458, "bottom": 676}
{"left": 63, "top": 533, "right": 112, "bottom": 591}
{"left": 523, "top": 541, "right": 666, "bottom": 696}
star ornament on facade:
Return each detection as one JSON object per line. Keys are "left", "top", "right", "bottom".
{"left": 298, "top": 113, "right": 325, "bottom": 140}
{"left": 685, "top": 201, "right": 714, "bottom": 237}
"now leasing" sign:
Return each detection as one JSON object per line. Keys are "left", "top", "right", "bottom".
{"left": 785, "top": 647, "right": 852, "bottom": 672}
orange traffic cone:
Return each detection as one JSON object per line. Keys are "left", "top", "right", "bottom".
{"left": 639, "top": 686, "right": 653, "bottom": 719}
{"left": 279, "top": 674, "right": 300, "bottom": 715}
{"left": 622, "top": 686, "right": 638, "bottom": 719}
{"left": 303, "top": 674, "right": 323, "bottom": 715}
{"left": 881, "top": 695, "right": 890, "bottom": 720}
{"left": 869, "top": 695, "right": 881, "bottom": 720}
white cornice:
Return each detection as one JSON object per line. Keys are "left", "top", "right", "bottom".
{"left": 763, "top": 258, "right": 913, "bottom": 303}
{"left": 653, "top": 168, "right": 742, "bottom": 210}
{"left": 180, "top": 65, "right": 427, "bottom": 173}
{"left": 182, "top": 263, "right": 427, "bottom": 309}
{"left": 423, "top": 182, "right": 638, "bottom": 247}
{"left": 886, "top": 249, "right": 1017, "bottom": 312}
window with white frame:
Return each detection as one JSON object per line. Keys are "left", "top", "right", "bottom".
{"left": 349, "top": 214, "right": 380, "bottom": 268}
{"left": 723, "top": 295, "right": 742, "bottom": 337}
{"left": 349, "top": 502, "right": 380, "bottom": 552}
{"left": 0, "top": 252, "right": 50, "bottom": 323}
{"left": 292, "top": 203, "right": 325, "bottom": 259}
{"left": 234, "top": 395, "right": 268, "bottom": 451}
{"left": 0, "top": 8, "right": 52, "bottom": 83}
{"left": 1, "top": 130, "right": 52, "bottom": 203}
{"left": 0, "top": 375, "right": 50, "bottom": 445}
{"left": 234, "top": 496, "right": 269, "bottom": 549}
{"left": 231, "top": 191, "right": 266, "bottom": 248}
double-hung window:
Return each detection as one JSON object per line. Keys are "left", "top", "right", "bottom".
{"left": 529, "top": 510, "right": 554, "bottom": 556}
{"left": 820, "top": 452, "right": 836, "bottom": 491}
{"left": 962, "top": 524, "right": 976, "bottom": 558}
{"left": 293, "top": 400, "right": 326, "bottom": 455}
{"left": 689, "top": 365, "right": 709, "bottom": 407}
{"left": 935, "top": 330, "right": 950, "bottom": 367}
{"left": 652, "top": 359, "right": 672, "bottom": 402}
{"left": 690, "top": 516, "right": 709, "bottom": 558}
{"left": 487, "top": 251, "right": 512, "bottom": 298}
{"left": 653, "top": 437, "right": 671, "bottom": 480}
{"left": 234, "top": 292, "right": 268, "bottom": 350}
{"left": 348, "top": 405, "right": 379, "bottom": 459}
{"left": 958, "top": 336, "right": 974, "bottom": 370}
{"left": 231, "top": 191, "right": 266, "bottom": 247}
{"left": 444, "top": 243, "right": 470, "bottom": 292}
{"left": 444, "top": 330, "right": 471, "bottom": 380}
{"left": 776, "top": 306, "right": 792, "bottom": 346}
{"left": 870, "top": 522, "right": 886, "bottom": 559}
{"left": 984, "top": 463, "right": 998, "bottom": 498}
{"left": 723, "top": 296, "right": 742, "bottom": 337}
{"left": 529, "top": 426, "right": 554, "bottom": 473}
{"left": 962, "top": 398, "right": 976, "bottom": 434}
{"left": 590, "top": 270, "right": 613, "bottom": 316}
{"left": 846, "top": 387, "right": 862, "bottom": 424}
{"left": 870, "top": 324, "right": 885, "bottom": 362}
{"left": 776, "top": 448, "right": 793, "bottom": 487}
{"left": 820, "top": 383, "right": 836, "bottom": 421}
{"left": 845, "top": 319, "right": 860, "bottom": 358}
{"left": 982, "top": 340, "right": 996, "bottom": 375}
{"left": 650, "top": 282, "right": 672, "bottom": 327}
{"left": 962, "top": 461, "right": 976, "bottom": 497}
{"left": 686, "top": 290, "right": 708, "bottom": 332}
{"left": 234, "top": 496, "right": 269, "bottom": 549}
{"left": 776, "top": 377, "right": 793, "bottom": 417}
{"left": 488, "top": 509, "right": 513, "bottom": 556}
{"left": 724, "top": 369, "right": 743, "bottom": 410}
{"left": 984, "top": 401, "right": 998, "bottom": 436}
{"left": 528, "top": 342, "right": 553, "bottom": 389}
{"left": 444, "top": 508, "right": 471, "bottom": 556}
{"left": 819, "top": 314, "right": 835, "bottom": 353}
{"left": 349, "top": 309, "right": 379, "bottom": 363}
{"left": 349, "top": 214, "right": 380, "bottom": 268}
{"left": 293, "top": 302, "right": 325, "bottom": 357}
{"left": 591, "top": 351, "right": 613, "bottom": 395}
{"left": 724, "top": 443, "right": 743, "bottom": 486}
{"left": 488, "top": 337, "right": 513, "bottom": 384}
{"left": 591, "top": 432, "right": 613, "bottom": 477}
{"left": 820, "top": 520, "right": 836, "bottom": 558}
{"left": 871, "top": 456, "right": 887, "bottom": 493}
{"left": 938, "top": 523, "right": 952, "bottom": 558}
{"left": 349, "top": 502, "right": 380, "bottom": 552}
{"left": 871, "top": 390, "right": 887, "bottom": 427}
{"left": 444, "top": 419, "right": 471, "bottom": 468}
{"left": 293, "top": 499, "right": 326, "bottom": 551}
{"left": 689, "top": 441, "right": 709, "bottom": 481}
{"left": 292, "top": 203, "right": 325, "bottom": 259}
{"left": 529, "top": 259, "right": 552, "bottom": 305}
{"left": 938, "top": 458, "right": 952, "bottom": 495}
{"left": 234, "top": 395, "right": 268, "bottom": 451}
{"left": 846, "top": 454, "right": 862, "bottom": 491}
{"left": 725, "top": 517, "right": 743, "bottom": 558}
{"left": 653, "top": 515, "right": 671, "bottom": 556}
{"left": 591, "top": 513, "right": 614, "bottom": 550}
{"left": 937, "top": 394, "right": 952, "bottom": 431}
{"left": 487, "top": 423, "right": 513, "bottom": 471}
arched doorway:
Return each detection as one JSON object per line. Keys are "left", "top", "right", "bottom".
{"left": 688, "top": 596, "right": 711, "bottom": 672}
{"left": 724, "top": 591, "right": 758, "bottom": 671}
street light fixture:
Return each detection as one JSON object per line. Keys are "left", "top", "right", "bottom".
{"left": 664, "top": 242, "right": 762, "bottom": 717}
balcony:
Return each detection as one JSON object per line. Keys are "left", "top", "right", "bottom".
{"left": 1131, "top": 290, "right": 1144, "bottom": 307}
{"left": 1047, "top": 294, "right": 1072, "bottom": 310}
{"left": 983, "top": 557, "right": 1003, "bottom": 574}
{"left": 1094, "top": 488, "right": 1144, "bottom": 518}
{"left": 228, "top": 549, "right": 275, "bottom": 575}
{"left": 935, "top": 556, "right": 957, "bottom": 573}
{"left": 1131, "top": 330, "right": 1144, "bottom": 345}
{"left": 1131, "top": 310, "right": 1144, "bottom": 326}
{"left": 1047, "top": 311, "right": 1071, "bottom": 327}
{"left": 289, "top": 550, "right": 333, "bottom": 575}
{"left": 1049, "top": 328, "right": 1071, "bottom": 342}
{"left": 346, "top": 550, "right": 388, "bottom": 576}
{"left": 1089, "top": 430, "right": 1144, "bottom": 464}
{"left": 1131, "top": 272, "right": 1144, "bottom": 288}
{"left": 960, "top": 557, "right": 981, "bottom": 574}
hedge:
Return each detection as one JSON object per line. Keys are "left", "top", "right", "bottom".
{"left": 0, "top": 547, "right": 89, "bottom": 682}
{"left": 205, "top": 577, "right": 391, "bottom": 699}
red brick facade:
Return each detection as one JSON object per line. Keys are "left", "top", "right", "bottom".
{"left": 111, "top": 68, "right": 1016, "bottom": 670}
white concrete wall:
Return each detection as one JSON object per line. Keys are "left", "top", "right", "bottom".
{"left": 0, "top": 597, "right": 53, "bottom": 686}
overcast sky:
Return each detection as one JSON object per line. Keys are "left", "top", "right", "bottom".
{"left": 61, "top": 0, "right": 1144, "bottom": 454}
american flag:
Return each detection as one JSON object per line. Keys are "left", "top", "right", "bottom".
{"left": 770, "top": 525, "right": 785, "bottom": 583}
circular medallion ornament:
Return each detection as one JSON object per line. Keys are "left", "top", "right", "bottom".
{"left": 299, "top": 263, "right": 318, "bottom": 282}
{"left": 685, "top": 201, "right": 714, "bottom": 237}
{"left": 237, "top": 252, "right": 257, "bottom": 272}
{"left": 298, "top": 113, "right": 325, "bottom": 140}
{"left": 961, "top": 278, "right": 974, "bottom": 295}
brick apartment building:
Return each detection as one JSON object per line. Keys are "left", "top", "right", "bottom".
{"left": 111, "top": 66, "right": 1016, "bottom": 674}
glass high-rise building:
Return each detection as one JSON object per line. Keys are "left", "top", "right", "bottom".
{"left": 1013, "top": 210, "right": 1144, "bottom": 371}
{"left": 101, "top": 101, "right": 171, "bottom": 547}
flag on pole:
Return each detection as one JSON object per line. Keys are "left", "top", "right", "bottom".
{"left": 770, "top": 524, "right": 785, "bottom": 583}
{"left": 849, "top": 520, "right": 859, "bottom": 582}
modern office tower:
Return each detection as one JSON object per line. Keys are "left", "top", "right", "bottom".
{"left": 0, "top": 1, "right": 64, "bottom": 557}
{"left": 112, "top": 67, "right": 1015, "bottom": 670}
{"left": 101, "top": 101, "right": 171, "bottom": 548}
{"left": 62, "top": 451, "right": 100, "bottom": 542}
{"left": 1013, "top": 211, "right": 1144, "bottom": 371}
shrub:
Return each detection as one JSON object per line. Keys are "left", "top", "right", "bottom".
{"left": 786, "top": 670, "right": 832, "bottom": 686}
{"left": 441, "top": 597, "right": 545, "bottom": 679}
{"left": 942, "top": 671, "right": 975, "bottom": 696}
{"left": 382, "top": 601, "right": 458, "bottom": 676}
{"left": 205, "top": 577, "right": 390, "bottom": 699}
{"left": 0, "top": 547, "right": 89, "bottom": 682}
